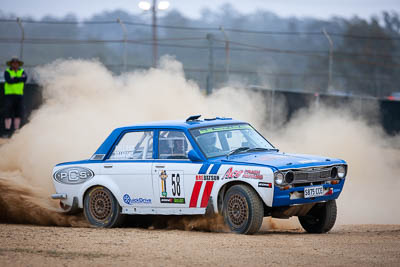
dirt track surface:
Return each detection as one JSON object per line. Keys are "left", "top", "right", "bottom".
{"left": 0, "top": 224, "right": 399, "bottom": 266}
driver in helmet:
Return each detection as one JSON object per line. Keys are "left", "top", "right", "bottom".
{"left": 168, "top": 131, "right": 188, "bottom": 157}
{"left": 197, "top": 133, "right": 222, "bottom": 154}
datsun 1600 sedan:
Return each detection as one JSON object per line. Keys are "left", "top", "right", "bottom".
{"left": 51, "top": 115, "right": 348, "bottom": 234}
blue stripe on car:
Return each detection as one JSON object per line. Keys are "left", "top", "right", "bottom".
{"left": 209, "top": 164, "right": 221, "bottom": 174}
{"left": 198, "top": 163, "right": 211, "bottom": 174}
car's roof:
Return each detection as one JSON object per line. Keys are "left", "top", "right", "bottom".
{"left": 114, "top": 118, "right": 246, "bottom": 131}
{"left": 92, "top": 117, "right": 247, "bottom": 156}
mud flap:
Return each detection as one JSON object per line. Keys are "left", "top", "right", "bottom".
{"left": 59, "top": 197, "right": 80, "bottom": 215}
{"left": 205, "top": 196, "right": 215, "bottom": 216}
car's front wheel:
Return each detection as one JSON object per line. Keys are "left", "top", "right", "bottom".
{"left": 298, "top": 199, "right": 337, "bottom": 233}
{"left": 223, "top": 184, "right": 264, "bottom": 235}
{"left": 84, "top": 186, "right": 125, "bottom": 228}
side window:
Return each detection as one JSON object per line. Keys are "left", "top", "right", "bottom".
{"left": 109, "top": 131, "right": 153, "bottom": 160}
{"left": 158, "top": 130, "right": 192, "bottom": 159}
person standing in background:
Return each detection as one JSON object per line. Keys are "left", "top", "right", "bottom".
{"left": 3, "top": 57, "right": 27, "bottom": 138}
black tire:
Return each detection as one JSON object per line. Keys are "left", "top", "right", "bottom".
{"left": 298, "top": 200, "right": 337, "bottom": 233}
{"left": 83, "top": 186, "right": 125, "bottom": 228}
{"left": 223, "top": 184, "right": 264, "bottom": 235}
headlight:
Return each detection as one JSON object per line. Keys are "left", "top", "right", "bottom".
{"left": 274, "top": 172, "right": 284, "bottom": 185}
{"left": 337, "top": 166, "right": 346, "bottom": 178}
{"left": 285, "top": 172, "right": 294, "bottom": 184}
{"left": 330, "top": 167, "right": 338, "bottom": 178}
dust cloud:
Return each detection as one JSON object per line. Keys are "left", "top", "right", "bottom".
{"left": 0, "top": 176, "right": 86, "bottom": 226}
{"left": 271, "top": 106, "right": 400, "bottom": 224}
{"left": 150, "top": 214, "right": 229, "bottom": 232}
{"left": 0, "top": 57, "right": 399, "bottom": 228}
{"left": 0, "top": 57, "right": 266, "bottom": 226}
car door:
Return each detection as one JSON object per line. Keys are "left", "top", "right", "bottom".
{"left": 101, "top": 130, "right": 155, "bottom": 209}
{"left": 151, "top": 129, "right": 201, "bottom": 211}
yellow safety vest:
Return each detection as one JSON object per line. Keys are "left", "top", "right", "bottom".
{"left": 4, "top": 68, "right": 25, "bottom": 95}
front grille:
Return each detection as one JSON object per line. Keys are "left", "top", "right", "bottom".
{"left": 292, "top": 167, "right": 333, "bottom": 183}
{"left": 294, "top": 181, "right": 324, "bottom": 187}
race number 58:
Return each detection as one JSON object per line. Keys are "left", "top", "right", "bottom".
{"left": 171, "top": 173, "right": 181, "bottom": 196}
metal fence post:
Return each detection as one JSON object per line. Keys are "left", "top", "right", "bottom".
{"left": 270, "top": 89, "right": 275, "bottom": 128}
{"left": 16, "top": 18, "right": 25, "bottom": 60}
{"left": 152, "top": 0, "right": 158, "bottom": 67}
{"left": 117, "top": 18, "right": 128, "bottom": 73}
{"left": 315, "top": 93, "right": 320, "bottom": 109}
{"left": 322, "top": 28, "right": 334, "bottom": 91}
{"left": 219, "top": 27, "right": 230, "bottom": 82}
{"left": 206, "top": 33, "right": 215, "bottom": 95}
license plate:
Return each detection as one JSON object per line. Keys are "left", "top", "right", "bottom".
{"left": 304, "top": 186, "right": 324, "bottom": 198}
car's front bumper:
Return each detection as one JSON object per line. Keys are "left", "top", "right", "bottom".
{"left": 272, "top": 179, "right": 345, "bottom": 207}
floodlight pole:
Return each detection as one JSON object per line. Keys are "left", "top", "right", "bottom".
{"left": 117, "top": 18, "right": 128, "bottom": 73}
{"left": 323, "top": 28, "right": 334, "bottom": 91}
{"left": 152, "top": 0, "right": 158, "bottom": 67}
{"left": 17, "top": 18, "right": 25, "bottom": 60}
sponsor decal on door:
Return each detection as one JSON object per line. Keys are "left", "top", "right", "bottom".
{"left": 159, "top": 170, "right": 185, "bottom": 204}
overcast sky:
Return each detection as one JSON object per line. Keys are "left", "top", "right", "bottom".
{"left": 2, "top": 0, "right": 400, "bottom": 20}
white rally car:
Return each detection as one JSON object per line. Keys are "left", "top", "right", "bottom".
{"left": 52, "top": 116, "right": 348, "bottom": 234}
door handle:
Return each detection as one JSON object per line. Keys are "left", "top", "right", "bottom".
{"left": 155, "top": 165, "right": 165, "bottom": 168}
{"left": 104, "top": 164, "right": 113, "bottom": 168}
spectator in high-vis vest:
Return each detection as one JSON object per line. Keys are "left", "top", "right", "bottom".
{"left": 3, "top": 57, "right": 27, "bottom": 137}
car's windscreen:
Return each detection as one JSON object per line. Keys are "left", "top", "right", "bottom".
{"left": 190, "top": 124, "right": 275, "bottom": 158}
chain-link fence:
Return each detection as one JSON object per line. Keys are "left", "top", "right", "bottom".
{"left": 0, "top": 18, "right": 399, "bottom": 97}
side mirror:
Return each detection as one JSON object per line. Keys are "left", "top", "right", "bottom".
{"left": 188, "top": 149, "right": 202, "bottom": 162}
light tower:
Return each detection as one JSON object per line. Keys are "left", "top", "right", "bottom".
{"left": 138, "top": 0, "right": 170, "bottom": 67}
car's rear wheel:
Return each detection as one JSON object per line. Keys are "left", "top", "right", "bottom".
{"left": 298, "top": 200, "right": 337, "bottom": 233}
{"left": 223, "top": 184, "right": 264, "bottom": 235}
{"left": 84, "top": 186, "right": 125, "bottom": 228}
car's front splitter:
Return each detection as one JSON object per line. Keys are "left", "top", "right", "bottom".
{"left": 272, "top": 179, "right": 345, "bottom": 207}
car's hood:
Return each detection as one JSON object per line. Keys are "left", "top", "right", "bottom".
{"left": 215, "top": 152, "right": 345, "bottom": 170}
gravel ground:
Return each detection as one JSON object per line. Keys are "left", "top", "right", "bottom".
{"left": 0, "top": 223, "right": 399, "bottom": 267}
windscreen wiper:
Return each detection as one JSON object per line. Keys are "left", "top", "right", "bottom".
{"left": 247, "top": 147, "right": 279, "bottom": 152}
{"left": 227, "top": 147, "right": 250, "bottom": 158}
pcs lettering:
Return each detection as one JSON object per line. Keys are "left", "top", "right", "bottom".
{"left": 53, "top": 167, "right": 94, "bottom": 184}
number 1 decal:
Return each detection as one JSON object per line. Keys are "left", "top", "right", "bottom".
{"left": 160, "top": 170, "right": 168, "bottom": 197}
